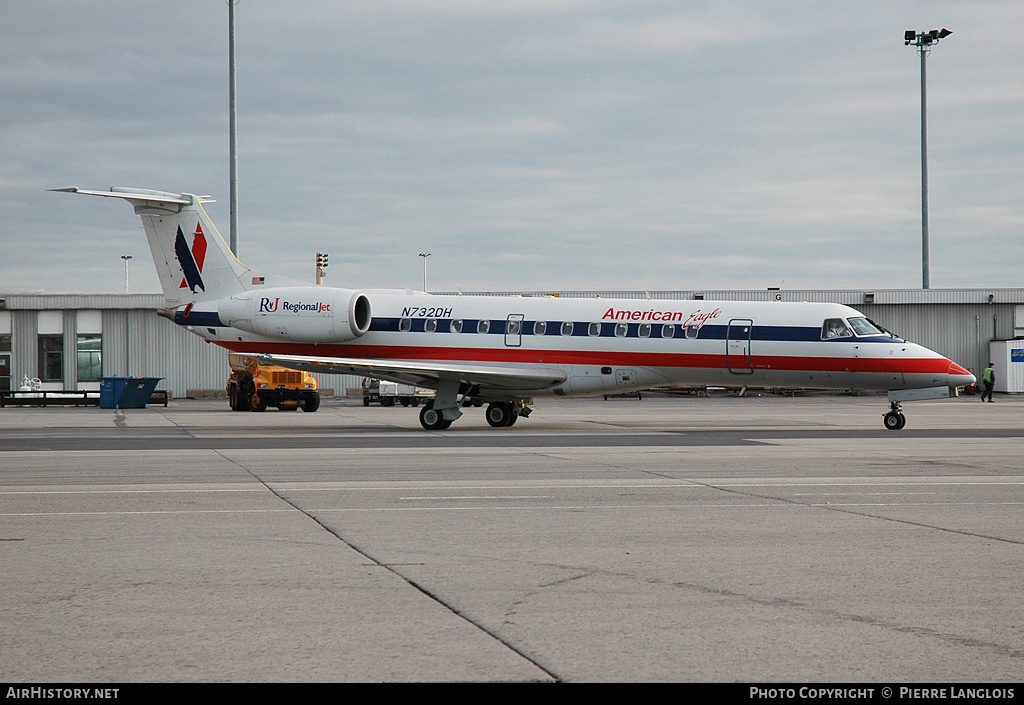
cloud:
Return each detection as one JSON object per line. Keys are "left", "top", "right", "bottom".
{"left": 2, "top": 0, "right": 1023, "bottom": 295}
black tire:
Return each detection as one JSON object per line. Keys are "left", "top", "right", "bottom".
{"left": 883, "top": 411, "right": 904, "bottom": 430}
{"left": 230, "top": 383, "right": 251, "bottom": 411}
{"left": 301, "top": 393, "right": 320, "bottom": 412}
{"left": 419, "top": 401, "right": 450, "bottom": 430}
{"left": 486, "top": 402, "right": 517, "bottom": 428}
{"left": 362, "top": 396, "right": 370, "bottom": 406}
{"left": 250, "top": 393, "right": 269, "bottom": 412}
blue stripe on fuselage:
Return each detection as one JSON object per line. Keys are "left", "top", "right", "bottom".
{"left": 369, "top": 317, "right": 903, "bottom": 343}
{"left": 174, "top": 310, "right": 224, "bottom": 327}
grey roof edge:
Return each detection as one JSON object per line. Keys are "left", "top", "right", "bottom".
{"left": 3, "top": 289, "right": 1023, "bottom": 310}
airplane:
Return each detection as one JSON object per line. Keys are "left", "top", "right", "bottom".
{"left": 53, "top": 186, "right": 976, "bottom": 431}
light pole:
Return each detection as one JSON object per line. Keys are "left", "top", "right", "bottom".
{"left": 227, "top": 0, "right": 239, "bottom": 257}
{"left": 419, "top": 252, "right": 431, "bottom": 291}
{"left": 120, "top": 254, "right": 132, "bottom": 293}
{"left": 904, "top": 28, "right": 951, "bottom": 290}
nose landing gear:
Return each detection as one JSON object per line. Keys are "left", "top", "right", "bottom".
{"left": 883, "top": 402, "right": 906, "bottom": 430}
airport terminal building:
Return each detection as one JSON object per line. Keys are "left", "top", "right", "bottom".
{"left": 2, "top": 289, "right": 1024, "bottom": 397}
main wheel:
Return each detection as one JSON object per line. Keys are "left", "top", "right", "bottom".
{"left": 419, "top": 402, "right": 452, "bottom": 430}
{"left": 485, "top": 402, "right": 517, "bottom": 428}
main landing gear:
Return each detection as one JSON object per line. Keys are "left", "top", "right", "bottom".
{"left": 883, "top": 401, "right": 907, "bottom": 430}
{"left": 417, "top": 398, "right": 532, "bottom": 430}
{"left": 414, "top": 379, "right": 533, "bottom": 430}
{"left": 485, "top": 401, "right": 520, "bottom": 427}
{"left": 418, "top": 401, "right": 453, "bottom": 430}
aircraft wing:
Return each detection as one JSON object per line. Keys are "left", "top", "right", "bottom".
{"left": 258, "top": 353, "right": 567, "bottom": 393}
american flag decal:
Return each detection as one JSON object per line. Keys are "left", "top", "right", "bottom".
{"left": 252, "top": 276, "right": 265, "bottom": 285}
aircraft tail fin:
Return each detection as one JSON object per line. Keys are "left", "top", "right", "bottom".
{"left": 52, "top": 187, "right": 304, "bottom": 308}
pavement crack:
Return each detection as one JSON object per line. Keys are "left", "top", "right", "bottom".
{"left": 690, "top": 480, "right": 1024, "bottom": 546}
{"left": 210, "top": 448, "right": 561, "bottom": 682}
{"left": 671, "top": 578, "right": 1024, "bottom": 660}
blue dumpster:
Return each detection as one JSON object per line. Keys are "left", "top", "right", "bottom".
{"left": 100, "top": 377, "right": 163, "bottom": 409}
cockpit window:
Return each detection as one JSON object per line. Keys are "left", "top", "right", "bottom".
{"left": 867, "top": 317, "right": 897, "bottom": 338}
{"left": 821, "top": 318, "right": 853, "bottom": 339}
{"left": 847, "top": 317, "right": 884, "bottom": 337}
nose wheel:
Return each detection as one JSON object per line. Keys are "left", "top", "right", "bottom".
{"left": 883, "top": 403, "right": 907, "bottom": 430}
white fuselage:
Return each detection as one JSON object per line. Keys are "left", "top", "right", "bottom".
{"left": 177, "top": 290, "right": 971, "bottom": 398}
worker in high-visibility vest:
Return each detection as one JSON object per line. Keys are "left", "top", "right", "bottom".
{"left": 981, "top": 362, "right": 995, "bottom": 402}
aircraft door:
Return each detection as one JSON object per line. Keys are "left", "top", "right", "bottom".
{"left": 726, "top": 319, "right": 754, "bottom": 375}
{"left": 505, "top": 314, "right": 524, "bottom": 347}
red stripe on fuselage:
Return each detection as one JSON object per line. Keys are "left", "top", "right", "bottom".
{"left": 218, "top": 341, "right": 951, "bottom": 375}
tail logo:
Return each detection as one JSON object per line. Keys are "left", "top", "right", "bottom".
{"left": 175, "top": 223, "right": 208, "bottom": 293}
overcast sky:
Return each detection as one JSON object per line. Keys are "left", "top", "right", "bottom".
{"left": 2, "top": 0, "right": 1022, "bottom": 295}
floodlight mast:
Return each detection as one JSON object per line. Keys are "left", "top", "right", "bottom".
{"left": 228, "top": 0, "right": 239, "bottom": 257}
{"left": 904, "top": 28, "right": 951, "bottom": 290}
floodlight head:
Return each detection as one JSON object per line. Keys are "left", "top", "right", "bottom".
{"left": 905, "top": 30, "right": 916, "bottom": 44}
{"left": 938, "top": 28, "right": 952, "bottom": 39}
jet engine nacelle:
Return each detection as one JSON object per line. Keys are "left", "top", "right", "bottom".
{"left": 218, "top": 286, "right": 371, "bottom": 342}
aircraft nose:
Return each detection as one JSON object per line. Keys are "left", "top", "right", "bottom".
{"left": 947, "top": 361, "right": 976, "bottom": 388}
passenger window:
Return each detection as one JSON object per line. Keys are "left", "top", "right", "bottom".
{"left": 451, "top": 319, "right": 463, "bottom": 333}
{"left": 399, "top": 318, "right": 412, "bottom": 332}
{"left": 507, "top": 319, "right": 520, "bottom": 335}
{"left": 638, "top": 323, "right": 651, "bottom": 338}
{"left": 425, "top": 319, "right": 437, "bottom": 333}
{"left": 821, "top": 318, "right": 853, "bottom": 339}
{"left": 561, "top": 321, "right": 574, "bottom": 336}
{"left": 534, "top": 321, "right": 547, "bottom": 336}
{"left": 477, "top": 320, "right": 490, "bottom": 334}
{"left": 662, "top": 324, "right": 675, "bottom": 339}
{"left": 615, "top": 323, "right": 628, "bottom": 337}
{"left": 686, "top": 324, "right": 699, "bottom": 339}
{"left": 589, "top": 322, "right": 601, "bottom": 336}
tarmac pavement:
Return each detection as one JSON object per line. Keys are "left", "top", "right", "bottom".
{"left": 1, "top": 393, "right": 1021, "bottom": 682}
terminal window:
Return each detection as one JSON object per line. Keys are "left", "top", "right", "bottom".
{"left": 0, "top": 335, "right": 10, "bottom": 392}
{"left": 38, "top": 335, "right": 63, "bottom": 383}
{"left": 77, "top": 335, "right": 102, "bottom": 382}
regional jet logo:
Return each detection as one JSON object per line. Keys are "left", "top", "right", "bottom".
{"left": 259, "top": 297, "right": 280, "bottom": 313}
{"left": 257, "top": 298, "right": 331, "bottom": 314}
{"left": 175, "top": 223, "right": 208, "bottom": 293}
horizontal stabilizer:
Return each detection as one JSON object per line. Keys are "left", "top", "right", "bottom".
{"left": 50, "top": 186, "right": 214, "bottom": 207}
